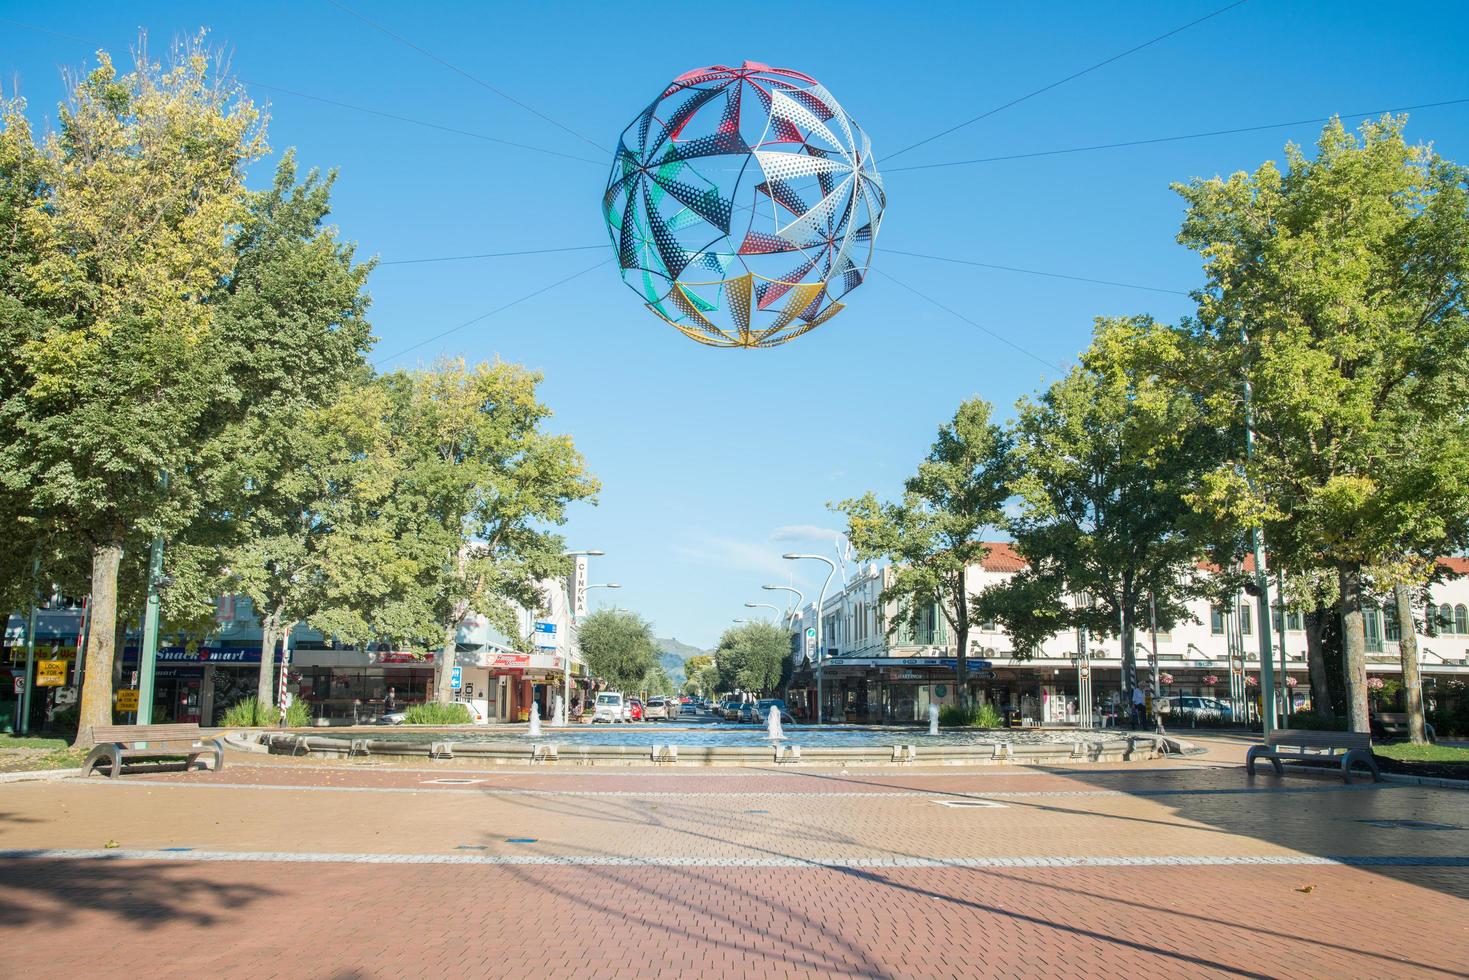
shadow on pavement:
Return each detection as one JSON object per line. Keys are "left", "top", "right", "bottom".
{"left": 0, "top": 858, "right": 279, "bottom": 929}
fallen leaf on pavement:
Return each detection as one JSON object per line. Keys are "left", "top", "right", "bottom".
{"left": 1296, "top": 884, "right": 1316, "bottom": 893}
{"left": 104, "top": 840, "right": 119, "bottom": 849}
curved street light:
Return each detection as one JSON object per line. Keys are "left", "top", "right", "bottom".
{"left": 744, "top": 602, "right": 781, "bottom": 621}
{"left": 761, "top": 584, "right": 805, "bottom": 629}
{"left": 783, "top": 553, "right": 836, "bottom": 724}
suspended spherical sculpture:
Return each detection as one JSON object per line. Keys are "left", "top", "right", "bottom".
{"left": 602, "top": 62, "right": 885, "bottom": 349}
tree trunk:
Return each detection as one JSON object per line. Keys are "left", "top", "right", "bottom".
{"left": 1304, "top": 606, "right": 1332, "bottom": 721}
{"left": 1120, "top": 577, "right": 1137, "bottom": 706}
{"left": 74, "top": 540, "right": 123, "bottom": 748}
{"left": 954, "top": 623, "right": 969, "bottom": 710}
{"left": 256, "top": 609, "right": 279, "bottom": 715}
{"left": 1338, "top": 563, "right": 1370, "bottom": 733}
{"left": 436, "top": 620, "right": 458, "bottom": 705}
{"left": 1393, "top": 582, "right": 1427, "bottom": 744}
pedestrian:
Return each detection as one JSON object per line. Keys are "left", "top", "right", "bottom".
{"left": 1131, "top": 683, "right": 1146, "bottom": 730}
{"left": 383, "top": 687, "right": 397, "bottom": 716}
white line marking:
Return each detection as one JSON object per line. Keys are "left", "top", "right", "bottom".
{"left": 0, "top": 848, "right": 1463, "bottom": 869}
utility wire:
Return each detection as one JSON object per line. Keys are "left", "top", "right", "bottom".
{"left": 875, "top": 268, "right": 1064, "bottom": 372}
{"left": 374, "top": 257, "right": 611, "bottom": 366}
{"left": 885, "top": 0, "right": 1250, "bottom": 162}
{"left": 0, "top": 17, "right": 604, "bottom": 168}
{"left": 886, "top": 97, "right": 1469, "bottom": 173}
{"left": 879, "top": 247, "right": 1189, "bottom": 295}
{"left": 379, "top": 244, "right": 608, "bottom": 266}
{"left": 244, "top": 81, "right": 605, "bottom": 166}
{"left": 373, "top": 242, "right": 1184, "bottom": 295}
{"left": 322, "top": 0, "right": 606, "bottom": 153}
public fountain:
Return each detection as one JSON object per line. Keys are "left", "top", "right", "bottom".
{"left": 527, "top": 700, "right": 542, "bottom": 738}
{"left": 766, "top": 704, "right": 786, "bottom": 741}
{"left": 928, "top": 702, "right": 940, "bottom": 736}
{"left": 551, "top": 693, "right": 566, "bottom": 727}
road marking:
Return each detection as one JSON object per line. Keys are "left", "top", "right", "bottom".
{"left": 1, "top": 848, "right": 1465, "bottom": 869}
{"left": 933, "top": 799, "right": 1007, "bottom": 808}
{"left": 57, "top": 780, "right": 1397, "bottom": 800}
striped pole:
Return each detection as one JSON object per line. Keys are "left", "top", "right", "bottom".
{"left": 277, "top": 631, "right": 291, "bottom": 727}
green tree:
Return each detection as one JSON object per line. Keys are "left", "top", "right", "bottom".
{"left": 991, "top": 317, "right": 1223, "bottom": 699}
{"left": 206, "top": 154, "right": 373, "bottom": 711}
{"left": 1175, "top": 116, "right": 1469, "bottom": 732}
{"left": 578, "top": 608, "right": 658, "bottom": 692}
{"left": 836, "top": 399, "right": 1013, "bottom": 705}
{"left": 3, "top": 45, "right": 266, "bottom": 745}
{"left": 683, "top": 654, "right": 714, "bottom": 678}
{"left": 714, "top": 621, "right": 789, "bottom": 695}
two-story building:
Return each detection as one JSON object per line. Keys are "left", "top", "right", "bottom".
{"left": 786, "top": 546, "right": 1469, "bottom": 725}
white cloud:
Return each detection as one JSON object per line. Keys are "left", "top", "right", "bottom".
{"left": 770, "top": 524, "right": 845, "bottom": 544}
{"left": 671, "top": 534, "right": 796, "bottom": 578}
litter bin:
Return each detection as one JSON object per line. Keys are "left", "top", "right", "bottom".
{"left": 0, "top": 698, "right": 15, "bottom": 734}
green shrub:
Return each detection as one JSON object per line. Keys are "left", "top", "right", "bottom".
{"left": 938, "top": 703, "right": 1003, "bottom": 728}
{"left": 46, "top": 705, "right": 79, "bottom": 736}
{"left": 219, "top": 696, "right": 311, "bottom": 728}
{"left": 401, "top": 702, "right": 472, "bottom": 725}
{"left": 1286, "top": 711, "right": 1348, "bottom": 731}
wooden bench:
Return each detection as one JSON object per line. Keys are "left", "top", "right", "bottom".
{"left": 82, "top": 724, "right": 224, "bottom": 778}
{"left": 1245, "top": 729, "right": 1379, "bottom": 783}
{"left": 1374, "top": 712, "right": 1436, "bottom": 742}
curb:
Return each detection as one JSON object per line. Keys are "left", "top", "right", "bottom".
{"left": 0, "top": 768, "right": 83, "bottom": 784}
{"left": 1378, "top": 771, "right": 1469, "bottom": 791}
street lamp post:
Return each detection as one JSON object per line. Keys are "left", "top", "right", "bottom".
{"left": 562, "top": 550, "right": 605, "bottom": 726}
{"left": 783, "top": 553, "right": 836, "bottom": 725}
{"left": 761, "top": 585, "right": 805, "bottom": 629}
{"left": 743, "top": 602, "right": 781, "bottom": 621}
{"left": 1071, "top": 591, "right": 1091, "bottom": 730}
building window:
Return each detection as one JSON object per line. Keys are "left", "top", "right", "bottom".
{"left": 1286, "top": 610, "right": 1303, "bottom": 632}
{"left": 1457, "top": 604, "right": 1468, "bottom": 635}
{"left": 1440, "top": 604, "right": 1455, "bottom": 634}
{"left": 1364, "top": 607, "right": 1382, "bottom": 652}
{"left": 1210, "top": 607, "right": 1226, "bottom": 635}
{"left": 1385, "top": 604, "right": 1401, "bottom": 642}
{"left": 980, "top": 617, "right": 997, "bottom": 632}
{"left": 1238, "top": 604, "right": 1252, "bottom": 635}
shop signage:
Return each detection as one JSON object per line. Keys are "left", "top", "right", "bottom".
{"left": 115, "top": 688, "right": 139, "bottom": 711}
{"left": 36, "top": 659, "right": 68, "bottom": 687}
{"left": 156, "top": 648, "right": 265, "bottom": 664}
{"left": 490, "top": 653, "right": 531, "bottom": 670}
{"left": 374, "top": 650, "right": 429, "bottom": 665}
{"left": 836, "top": 657, "right": 994, "bottom": 671}
{"left": 571, "top": 556, "right": 588, "bottom": 618}
{"left": 533, "top": 622, "right": 556, "bottom": 634}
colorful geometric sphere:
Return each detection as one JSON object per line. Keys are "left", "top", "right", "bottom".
{"left": 602, "top": 62, "right": 885, "bottom": 349}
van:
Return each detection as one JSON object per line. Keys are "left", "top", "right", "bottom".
{"left": 592, "top": 692, "right": 625, "bottom": 724}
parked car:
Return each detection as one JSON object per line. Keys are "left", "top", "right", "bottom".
{"left": 626, "top": 698, "right": 645, "bottom": 722}
{"left": 752, "top": 699, "right": 793, "bottom": 725}
{"left": 718, "top": 699, "right": 741, "bottom": 720}
{"left": 644, "top": 696, "right": 672, "bottom": 720}
{"left": 592, "top": 692, "right": 625, "bottom": 724}
{"left": 738, "top": 702, "right": 756, "bottom": 723}
{"left": 1161, "top": 695, "right": 1233, "bottom": 723}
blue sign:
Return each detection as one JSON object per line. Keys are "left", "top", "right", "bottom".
{"left": 450, "top": 666, "right": 462, "bottom": 690}
{"left": 533, "top": 622, "right": 557, "bottom": 634}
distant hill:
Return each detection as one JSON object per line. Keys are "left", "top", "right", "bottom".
{"left": 655, "top": 636, "right": 710, "bottom": 686}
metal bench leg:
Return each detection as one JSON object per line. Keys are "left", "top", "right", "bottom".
{"left": 109, "top": 752, "right": 122, "bottom": 779}
{"left": 82, "top": 746, "right": 107, "bottom": 778}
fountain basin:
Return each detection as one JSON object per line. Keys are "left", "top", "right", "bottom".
{"left": 244, "top": 725, "right": 1163, "bottom": 767}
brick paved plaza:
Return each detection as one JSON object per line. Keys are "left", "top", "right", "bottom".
{"left": 1, "top": 742, "right": 1465, "bottom": 978}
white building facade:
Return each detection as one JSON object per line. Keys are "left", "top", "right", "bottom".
{"left": 786, "top": 546, "right": 1469, "bottom": 725}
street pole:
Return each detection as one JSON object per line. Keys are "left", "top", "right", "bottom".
{"left": 1149, "top": 592, "right": 1164, "bottom": 735}
{"left": 136, "top": 531, "right": 166, "bottom": 726}
{"left": 762, "top": 585, "right": 804, "bottom": 630}
{"left": 20, "top": 599, "right": 37, "bottom": 736}
{"left": 1276, "top": 567, "right": 1290, "bottom": 726}
{"left": 1240, "top": 325, "right": 1277, "bottom": 736}
{"left": 783, "top": 554, "right": 835, "bottom": 724}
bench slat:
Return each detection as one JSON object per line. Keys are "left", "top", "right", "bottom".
{"left": 93, "top": 723, "right": 205, "bottom": 742}
{"left": 1266, "top": 729, "right": 1370, "bottom": 750}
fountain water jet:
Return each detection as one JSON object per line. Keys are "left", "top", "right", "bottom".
{"left": 766, "top": 704, "right": 787, "bottom": 741}
{"left": 528, "top": 700, "right": 542, "bottom": 738}
{"left": 928, "top": 702, "right": 940, "bottom": 736}
{"left": 551, "top": 693, "right": 566, "bottom": 727}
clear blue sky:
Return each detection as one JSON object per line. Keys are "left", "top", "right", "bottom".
{"left": 4, "top": 1, "right": 1468, "bottom": 649}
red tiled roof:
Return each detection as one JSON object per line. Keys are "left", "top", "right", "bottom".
{"left": 979, "top": 542, "right": 1027, "bottom": 572}
{"left": 1441, "top": 556, "right": 1469, "bottom": 576}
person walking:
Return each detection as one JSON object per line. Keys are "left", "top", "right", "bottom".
{"left": 1131, "top": 683, "right": 1146, "bottom": 730}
